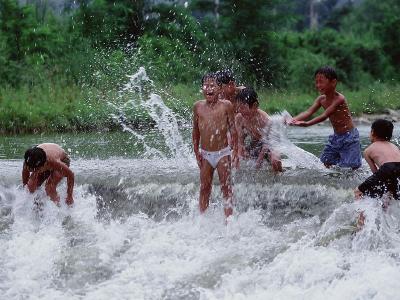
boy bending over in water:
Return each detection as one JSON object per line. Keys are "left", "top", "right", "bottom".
{"left": 235, "top": 87, "right": 282, "bottom": 172}
{"left": 290, "top": 66, "right": 361, "bottom": 169}
{"left": 354, "top": 119, "right": 400, "bottom": 228}
{"left": 355, "top": 119, "right": 400, "bottom": 201}
{"left": 192, "top": 73, "right": 238, "bottom": 218}
{"left": 22, "top": 143, "right": 74, "bottom": 206}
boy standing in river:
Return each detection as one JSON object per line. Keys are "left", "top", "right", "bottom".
{"left": 289, "top": 66, "right": 362, "bottom": 169}
{"left": 192, "top": 73, "right": 238, "bottom": 218}
{"left": 22, "top": 143, "right": 74, "bottom": 206}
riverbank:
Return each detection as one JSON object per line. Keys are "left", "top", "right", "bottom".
{"left": 1, "top": 82, "right": 399, "bottom": 134}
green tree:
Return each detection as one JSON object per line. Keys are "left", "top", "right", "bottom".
{"left": 216, "top": 0, "right": 290, "bottom": 86}
{"left": 73, "top": 0, "right": 144, "bottom": 47}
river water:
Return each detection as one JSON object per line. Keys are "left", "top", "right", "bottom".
{"left": 1, "top": 123, "right": 400, "bottom": 300}
{"left": 2, "top": 67, "right": 400, "bottom": 299}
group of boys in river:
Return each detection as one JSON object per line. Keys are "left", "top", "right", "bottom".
{"left": 22, "top": 66, "right": 400, "bottom": 228}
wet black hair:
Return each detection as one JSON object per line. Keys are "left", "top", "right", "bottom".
{"left": 24, "top": 147, "right": 47, "bottom": 169}
{"left": 201, "top": 72, "right": 217, "bottom": 85}
{"left": 216, "top": 69, "right": 235, "bottom": 85}
{"left": 371, "top": 119, "right": 394, "bottom": 141}
{"left": 236, "top": 87, "right": 258, "bottom": 107}
{"left": 314, "top": 66, "right": 338, "bottom": 81}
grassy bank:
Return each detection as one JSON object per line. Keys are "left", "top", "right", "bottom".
{"left": 1, "top": 82, "right": 399, "bottom": 134}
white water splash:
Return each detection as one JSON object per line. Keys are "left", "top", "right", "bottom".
{"left": 109, "top": 67, "right": 191, "bottom": 159}
{"left": 263, "top": 111, "right": 326, "bottom": 170}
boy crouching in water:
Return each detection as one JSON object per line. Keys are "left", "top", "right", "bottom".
{"left": 354, "top": 120, "right": 400, "bottom": 228}
{"left": 355, "top": 119, "right": 400, "bottom": 201}
{"left": 192, "top": 73, "right": 238, "bottom": 218}
{"left": 235, "top": 87, "right": 282, "bottom": 172}
{"left": 22, "top": 143, "right": 74, "bottom": 206}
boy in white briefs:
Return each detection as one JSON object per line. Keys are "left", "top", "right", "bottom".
{"left": 192, "top": 72, "right": 238, "bottom": 218}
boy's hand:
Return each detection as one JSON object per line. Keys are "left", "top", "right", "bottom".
{"left": 66, "top": 195, "right": 74, "bottom": 206}
{"left": 354, "top": 188, "right": 363, "bottom": 200}
{"left": 290, "top": 120, "right": 308, "bottom": 127}
{"left": 283, "top": 116, "right": 293, "bottom": 125}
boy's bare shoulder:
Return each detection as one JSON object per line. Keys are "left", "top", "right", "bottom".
{"left": 193, "top": 100, "right": 206, "bottom": 109}
{"left": 219, "top": 99, "right": 234, "bottom": 108}
{"left": 194, "top": 99, "right": 206, "bottom": 106}
{"left": 258, "top": 109, "right": 269, "bottom": 118}
{"left": 364, "top": 143, "right": 374, "bottom": 154}
{"left": 334, "top": 92, "right": 346, "bottom": 103}
{"left": 315, "top": 94, "right": 325, "bottom": 103}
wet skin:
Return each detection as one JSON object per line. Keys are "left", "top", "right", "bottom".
{"left": 192, "top": 78, "right": 237, "bottom": 218}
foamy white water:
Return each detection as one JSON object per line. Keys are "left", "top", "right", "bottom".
{"left": 1, "top": 153, "right": 400, "bottom": 299}
{"left": 1, "top": 68, "right": 400, "bottom": 299}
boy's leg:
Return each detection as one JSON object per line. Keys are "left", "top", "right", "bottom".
{"left": 45, "top": 171, "right": 63, "bottom": 205}
{"left": 358, "top": 171, "right": 386, "bottom": 198}
{"left": 320, "top": 135, "right": 340, "bottom": 168}
{"left": 269, "top": 151, "right": 283, "bottom": 173}
{"left": 199, "top": 160, "right": 214, "bottom": 213}
{"left": 216, "top": 155, "right": 233, "bottom": 218}
{"left": 338, "top": 129, "right": 362, "bottom": 169}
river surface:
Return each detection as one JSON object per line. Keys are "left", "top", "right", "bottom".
{"left": 1, "top": 123, "right": 400, "bottom": 300}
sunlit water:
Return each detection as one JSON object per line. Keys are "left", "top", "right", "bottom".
{"left": 1, "top": 69, "right": 400, "bottom": 299}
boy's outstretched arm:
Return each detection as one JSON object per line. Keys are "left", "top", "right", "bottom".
{"left": 293, "top": 98, "right": 343, "bottom": 127}
{"left": 235, "top": 114, "right": 246, "bottom": 160}
{"left": 226, "top": 102, "right": 238, "bottom": 164}
{"left": 192, "top": 104, "right": 202, "bottom": 168}
{"left": 290, "top": 98, "right": 321, "bottom": 125}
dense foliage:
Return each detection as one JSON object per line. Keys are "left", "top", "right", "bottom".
{"left": 0, "top": 0, "right": 399, "bottom": 132}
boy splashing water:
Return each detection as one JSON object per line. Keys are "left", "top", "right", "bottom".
{"left": 290, "top": 66, "right": 362, "bottom": 169}
{"left": 192, "top": 73, "right": 238, "bottom": 218}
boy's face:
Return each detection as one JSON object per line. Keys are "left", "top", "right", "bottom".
{"left": 221, "top": 81, "right": 236, "bottom": 98}
{"left": 202, "top": 78, "right": 220, "bottom": 103}
{"left": 315, "top": 73, "right": 336, "bottom": 94}
{"left": 238, "top": 102, "right": 257, "bottom": 118}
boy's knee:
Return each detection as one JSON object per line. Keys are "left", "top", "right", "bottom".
{"left": 220, "top": 185, "right": 232, "bottom": 197}
{"left": 27, "top": 184, "right": 37, "bottom": 193}
{"left": 200, "top": 183, "right": 212, "bottom": 194}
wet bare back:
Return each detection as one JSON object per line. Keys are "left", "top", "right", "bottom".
{"left": 37, "top": 143, "right": 69, "bottom": 166}
{"left": 365, "top": 141, "right": 400, "bottom": 168}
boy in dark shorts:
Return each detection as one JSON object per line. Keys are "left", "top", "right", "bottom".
{"left": 354, "top": 119, "right": 400, "bottom": 200}
{"left": 289, "top": 66, "right": 362, "bottom": 169}
{"left": 22, "top": 143, "right": 74, "bottom": 206}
